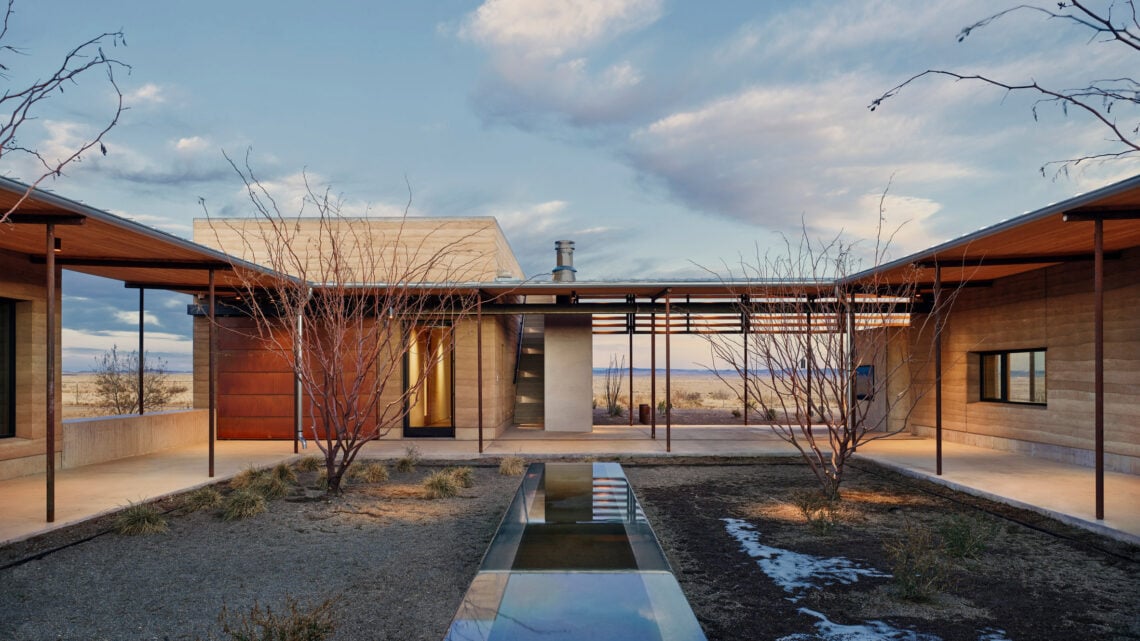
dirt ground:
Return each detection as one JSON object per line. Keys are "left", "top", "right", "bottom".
{"left": 0, "top": 459, "right": 1136, "bottom": 641}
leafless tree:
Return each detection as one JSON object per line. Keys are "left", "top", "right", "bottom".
{"left": 204, "top": 154, "right": 482, "bottom": 494}
{"left": 92, "top": 346, "right": 187, "bottom": 415}
{"left": 870, "top": 1, "right": 1139, "bottom": 176}
{"left": 0, "top": 0, "right": 128, "bottom": 219}
{"left": 706, "top": 204, "right": 956, "bottom": 499}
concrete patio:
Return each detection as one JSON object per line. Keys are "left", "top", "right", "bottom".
{"left": 1, "top": 426, "right": 1137, "bottom": 547}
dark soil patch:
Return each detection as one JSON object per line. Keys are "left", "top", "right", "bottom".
{"left": 628, "top": 460, "right": 1140, "bottom": 641}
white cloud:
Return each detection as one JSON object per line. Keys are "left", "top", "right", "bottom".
{"left": 459, "top": 0, "right": 661, "bottom": 59}
{"left": 61, "top": 328, "right": 191, "bottom": 355}
{"left": 175, "top": 136, "right": 210, "bottom": 153}
{"left": 114, "top": 310, "right": 162, "bottom": 327}
{"left": 124, "top": 83, "right": 166, "bottom": 106}
{"left": 625, "top": 76, "right": 1004, "bottom": 253}
{"left": 457, "top": 0, "right": 661, "bottom": 127}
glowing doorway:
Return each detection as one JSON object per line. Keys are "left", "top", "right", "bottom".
{"left": 404, "top": 324, "right": 455, "bottom": 437}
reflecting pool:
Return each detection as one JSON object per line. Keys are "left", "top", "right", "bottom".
{"left": 444, "top": 462, "right": 707, "bottom": 641}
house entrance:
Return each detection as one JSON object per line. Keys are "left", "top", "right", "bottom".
{"left": 404, "top": 324, "right": 455, "bottom": 437}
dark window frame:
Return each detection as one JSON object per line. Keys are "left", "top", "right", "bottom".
{"left": 978, "top": 348, "right": 1046, "bottom": 406}
{"left": 0, "top": 299, "right": 14, "bottom": 438}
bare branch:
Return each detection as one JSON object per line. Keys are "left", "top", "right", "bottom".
{"left": 870, "top": 1, "right": 1140, "bottom": 175}
{"left": 0, "top": 0, "right": 129, "bottom": 220}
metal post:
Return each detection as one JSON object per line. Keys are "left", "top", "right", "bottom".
{"left": 294, "top": 311, "right": 302, "bottom": 454}
{"left": 1094, "top": 218, "right": 1104, "bottom": 520}
{"left": 208, "top": 270, "right": 216, "bottom": 478}
{"left": 665, "top": 293, "right": 672, "bottom": 453}
{"left": 805, "top": 299, "right": 812, "bottom": 437}
{"left": 934, "top": 264, "right": 943, "bottom": 476}
{"left": 650, "top": 309, "right": 656, "bottom": 440}
{"left": 45, "top": 224, "right": 56, "bottom": 523}
{"left": 477, "top": 296, "right": 484, "bottom": 454}
{"left": 742, "top": 299, "right": 749, "bottom": 426}
{"left": 138, "top": 288, "right": 145, "bottom": 415}
{"left": 628, "top": 295, "right": 634, "bottom": 427}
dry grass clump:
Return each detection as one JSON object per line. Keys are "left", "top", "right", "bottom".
{"left": 229, "top": 465, "right": 267, "bottom": 490}
{"left": 354, "top": 461, "right": 391, "bottom": 484}
{"left": 498, "top": 456, "right": 525, "bottom": 476}
{"left": 446, "top": 466, "right": 474, "bottom": 488}
{"left": 272, "top": 462, "right": 298, "bottom": 484}
{"left": 114, "top": 501, "right": 168, "bottom": 536}
{"left": 214, "top": 596, "right": 337, "bottom": 641}
{"left": 182, "top": 486, "right": 223, "bottom": 513}
{"left": 423, "top": 470, "right": 460, "bottom": 499}
{"left": 295, "top": 455, "right": 323, "bottom": 472}
{"left": 221, "top": 488, "right": 268, "bottom": 521}
{"left": 395, "top": 445, "right": 421, "bottom": 473}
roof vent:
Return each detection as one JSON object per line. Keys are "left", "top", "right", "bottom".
{"left": 552, "top": 240, "right": 576, "bottom": 282}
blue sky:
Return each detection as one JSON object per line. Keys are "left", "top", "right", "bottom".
{"left": 4, "top": 0, "right": 1136, "bottom": 371}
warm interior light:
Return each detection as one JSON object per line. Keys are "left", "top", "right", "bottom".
{"left": 53, "top": 238, "right": 62, "bottom": 253}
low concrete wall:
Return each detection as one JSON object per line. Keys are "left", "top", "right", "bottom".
{"left": 62, "top": 409, "right": 209, "bottom": 469}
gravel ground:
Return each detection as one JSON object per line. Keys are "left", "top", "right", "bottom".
{"left": 0, "top": 464, "right": 518, "bottom": 641}
{"left": 1, "top": 458, "right": 1136, "bottom": 641}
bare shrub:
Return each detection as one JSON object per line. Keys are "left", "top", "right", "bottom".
{"left": 214, "top": 596, "right": 337, "bottom": 641}
{"left": 884, "top": 518, "right": 949, "bottom": 601}
{"left": 395, "top": 445, "right": 421, "bottom": 473}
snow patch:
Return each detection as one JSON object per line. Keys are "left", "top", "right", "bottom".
{"left": 778, "top": 607, "right": 941, "bottom": 641}
{"left": 722, "top": 518, "right": 890, "bottom": 601}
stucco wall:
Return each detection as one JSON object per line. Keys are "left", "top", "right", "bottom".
{"left": 543, "top": 315, "right": 593, "bottom": 431}
{"left": 62, "top": 409, "right": 209, "bottom": 468}
{"left": 907, "top": 247, "right": 1140, "bottom": 473}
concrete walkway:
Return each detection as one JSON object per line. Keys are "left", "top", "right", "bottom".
{"left": 1, "top": 426, "right": 1137, "bottom": 547}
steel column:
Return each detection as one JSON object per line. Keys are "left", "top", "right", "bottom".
{"left": 138, "top": 288, "right": 145, "bottom": 415}
{"left": 934, "top": 265, "right": 943, "bottom": 476}
{"left": 1094, "top": 218, "right": 1104, "bottom": 520}
{"left": 208, "top": 270, "right": 216, "bottom": 478}
{"left": 743, "top": 303, "right": 749, "bottom": 426}
{"left": 665, "top": 294, "right": 672, "bottom": 452}
{"left": 294, "top": 311, "right": 302, "bottom": 454}
{"left": 477, "top": 296, "right": 484, "bottom": 454}
{"left": 45, "top": 224, "right": 56, "bottom": 523}
{"left": 650, "top": 310, "right": 656, "bottom": 440}
{"left": 628, "top": 296, "right": 634, "bottom": 427}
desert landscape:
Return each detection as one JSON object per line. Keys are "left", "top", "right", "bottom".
{"left": 61, "top": 372, "right": 194, "bottom": 419}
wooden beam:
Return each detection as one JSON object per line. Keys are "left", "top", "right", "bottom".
{"left": 31, "top": 257, "right": 232, "bottom": 269}
{"left": 6, "top": 212, "right": 86, "bottom": 225}
{"left": 917, "top": 253, "right": 1119, "bottom": 268}
{"left": 1063, "top": 206, "right": 1140, "bottom": 222}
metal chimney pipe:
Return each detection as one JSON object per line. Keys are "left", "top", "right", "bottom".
{"left": 552, "top": 240, "right": 576, "bottom": 282}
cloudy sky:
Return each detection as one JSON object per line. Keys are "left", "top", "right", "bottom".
{"left": 5, "top": 0, "right": 1136, "bottom": 371}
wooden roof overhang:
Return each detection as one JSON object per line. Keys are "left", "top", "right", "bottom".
{"left": 326, "top": 279, "right": 913, "bottom": 336}
{"left": 846, "top": 174, "right": 1140, "bottom": 293}
{"left": 0, "top": 177, "right": 282, "bottom": 293}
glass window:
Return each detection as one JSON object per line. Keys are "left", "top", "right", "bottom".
{"left": 978, "top": 349, "right": 1046, "bottom": 406}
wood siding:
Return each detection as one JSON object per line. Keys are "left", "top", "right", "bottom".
{"left": 193, "top": 217, "right": 524, "bottom": 283}
{"left": 906, "top": 247, "right": 1140, "bottom": 472}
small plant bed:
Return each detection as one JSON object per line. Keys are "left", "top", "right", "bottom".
{"left": 628, "top": 461, "right": 1140, "bottom": 641}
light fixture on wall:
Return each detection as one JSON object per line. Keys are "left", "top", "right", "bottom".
{"left": 53, "top": 238, "right": 62, "bottom": 253}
